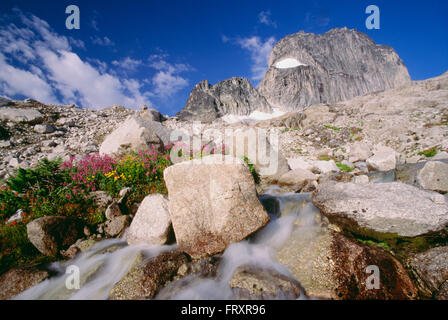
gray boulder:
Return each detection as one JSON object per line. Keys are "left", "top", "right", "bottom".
{"left": 395, "top": 160, "right": 448, "bottom": 193}
{"left": 0, "top": 107, "right": 44, "bottom": 124}
{"left": 139, "top": 106, "right": 166, "bottom": 122}
{"left": 99, "top": 116, "right": 172, "bottom": 155}
{"left": 34, "top": 124, "right": 55, "bottom": 134}
{"left": 312, "top": 182, "right": 448, "bottom": 239}
{"left": 417, "top": 161, "right": 448, "bottom": 193}
{"left": 126, "top": 194, "right": 172, "bottom": 246}
{"left": 273, "top": 168, "right": 317, "bottom": 189}
{"left": 176, "top": 77, "right": 273, "bottom": 123}
{"left": 366, "top": 145, "right": 397, "bottom": 172}
{"left": 259, "top": 28, "right": 410, "bottom": 111}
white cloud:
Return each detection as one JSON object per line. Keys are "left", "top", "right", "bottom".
{"left": 0, "top": 53, "right": 57, "bottom": 103}
{"left": 91, "top": 36, "right": 115, "bottom": 47}
{"left": 232, "top": 36, "right": 276, "bottom": 81}
{"left": 148, "top": 56, "right": 191, "bottom": 98}
{"left": 258, "top": 11, "right": 277, "bottom": 28}
{"left": 112, "top": 57, "right": 142, "bottom": 72}
{"left": 69, "top": 37, "right": 85, "bottom": 49}
{"left": 0, "top": 10, "right": 152, "bottom": 109}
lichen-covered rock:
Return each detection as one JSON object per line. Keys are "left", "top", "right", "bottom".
{"left": 163, "top": 155, "right": 270, "bottom": 258}
{"left": 277, "top": 229, "right": 418, "bottom": 299}
{"left": 0, "top": 267, "right": 49, "bottom": 300}
{"left": 104, "top": 215, "right": 130, "bottom": 237}
{"left": 259, "top": 28, "right": 411, "bottom": 111}
{"left": 109, "top": 250, "right": 189, "bottom": 300}
{"left": 229, "top": 265, "right": 301, "bottom": 299}
{"left": 410, "top": 246, "right": 448, "bottom": 299}
{"left": 26, "top": 216, "right": 85, "bottom": 257}
{"left": 176, "top": 77, "right": 273, "bottom": 122}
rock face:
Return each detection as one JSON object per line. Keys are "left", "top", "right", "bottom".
{"left": 126, "top": 194, "right": 172, "bottom": 246}
{"left": 410, "top": 246, "right": 448, "bottom": 299}
{"left": 26, "top": 216, "right": 85, "bottom": 257}
{"left": 176, "top": 77, "right": 273, "bottom": 122}
{"left": 229, "top": 265, "right": 302, "bottom": 299}
{"left": 312, "top": 182, "right": 448, "bottom": 239}
{"left": 277, "top": 229, "right": 418, "bottom": 299}
{"left": 99, "top": 116, "right": 172, "bottom": 155}
{"left": 259, "top": 28, "right": 411, "bottom": 111}
{"left": 163, "top": 155, "right": 270, "bottom": 258}
{"left": 0, "top": 96, "right": 12, "bottom": 107}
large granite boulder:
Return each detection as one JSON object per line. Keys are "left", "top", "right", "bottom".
{"left": 163, "top": 155, "right": 270, "bottom": 258}
{"left": 312, "top": 182, "right": 448, "bottom": 241}
{"left": 126, "top": 194, "right": 172, "bottom": 246}
{"left": 99, "top": 116, "right": 172, "bottom": 155}
{"left": 259, "top": 28, "right": 411, "bottom": 111}
{"left": 176, "top": 77, "right": 273, "bottom": 123}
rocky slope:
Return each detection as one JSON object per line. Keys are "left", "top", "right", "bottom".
{"left": 175, "top": 77, "right": 273, "bottom": 123}
{"left": 259, "top": 27, "right": 411, "bottom": 111}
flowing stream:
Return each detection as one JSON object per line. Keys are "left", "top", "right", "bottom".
{"left": 14, "top": 187, "right": 322, "bottom": 300}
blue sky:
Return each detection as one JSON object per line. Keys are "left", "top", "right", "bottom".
{"left": 0, "top": 0, "right": 447, "bottom": 115}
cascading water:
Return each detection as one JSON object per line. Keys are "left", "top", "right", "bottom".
{"left": 14, "top": 188, "right": 324, "bottom": 300}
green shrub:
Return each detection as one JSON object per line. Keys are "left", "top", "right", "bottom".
{"left": 0, "top": 147, "right": 177, "bottom": 275}
{"left": 242, "top": 157, "right": 260, "bottom": 184}
{"left": 336, "top": 163, "right": 354, "bottom": 173}
{"left": 323, "top": 125, "right": 341, "bottom": 131}
{"left": 418, "top": 147, "right": 438, "bottom": 158}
